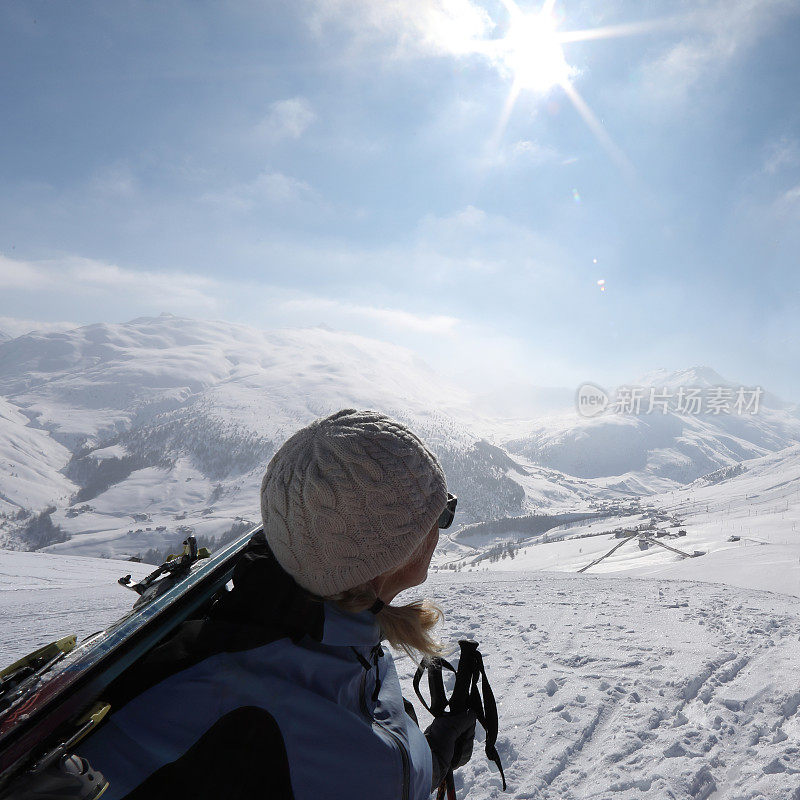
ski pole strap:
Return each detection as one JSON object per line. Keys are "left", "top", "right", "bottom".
{"left": 472, "top": 648, "right": 506, "bottom": 790}
{"left": 412, "top": 657, "right": 455, "bottom": 717}
{"left": 413, "top": 640, "right": 507, "bottom": 792}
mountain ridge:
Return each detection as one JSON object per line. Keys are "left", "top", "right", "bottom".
{"left": 0, "top": 315, "right": 797, "bottom": 561}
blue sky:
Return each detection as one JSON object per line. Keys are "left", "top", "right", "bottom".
{"left": 1, "top": 0, "right": 799, "bottom": 400}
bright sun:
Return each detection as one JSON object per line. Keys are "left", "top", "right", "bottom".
{"left": 489, "top": 0, "right": 664, "bottom": 173}
{"left": 501, "top": 10, "right": 571, "bottom": 92}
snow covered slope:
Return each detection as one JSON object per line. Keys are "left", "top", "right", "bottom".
{"left": 0, "top": 315, "right": 570, "bottom": 557}
{"left": 0, "top": 397, "right": 76, "bottom": 536}
{"left": 0, "top": 314, "right": 472, "bottom": 445}
{"left": 400, "top": 571, "right": 800, "bottom": 799}
{"left": 1, "top": 316, "right": 798, "bottom": 567}
{"left": 4, "top": 551, "right": 799, "bottom": 799}
{"left": 0, "top": 549, "right": 149, "bottom": 665}
{"left": 450, "top": 444, "right": 800, "bottom": 601}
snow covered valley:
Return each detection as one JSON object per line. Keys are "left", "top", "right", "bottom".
{"left": 1, "top": 315, "right": 798, "bottom": 566}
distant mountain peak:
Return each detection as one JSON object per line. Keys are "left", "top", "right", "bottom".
{"left": 636, "top": 365, "right": 731, "bottom": 388}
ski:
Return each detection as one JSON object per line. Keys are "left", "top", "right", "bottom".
{"left": 0, "top": 636, "right": 78, "bottom": 715}
{"left": 0, "top": 527, "right": 259, "bottom": 796}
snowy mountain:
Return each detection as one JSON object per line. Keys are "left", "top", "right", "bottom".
{"left": 0, "top": 396, "right": 76, "bottom": 515}
{"left": 0, "top": 315, "right": 565, "bottom": 557}
{"left": 3, "top": 321, "right": 800, "bottom": 799}
{"left": 1, "top": 315, "right": 798, "bottom": 566}
{"left": 503, "top": 366, "right": 800, "bottom": 487}
{"left": 440, "top": 444, "right": 800, "bottom": 597}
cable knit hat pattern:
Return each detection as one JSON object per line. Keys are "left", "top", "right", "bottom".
{"left": 260, "top": 408, "right": 448, "bottom": 597}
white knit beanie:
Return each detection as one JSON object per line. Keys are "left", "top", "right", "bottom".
{"left": 260, "top": 409, "right": 448, "bottom": 596}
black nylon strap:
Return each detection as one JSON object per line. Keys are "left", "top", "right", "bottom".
{"left": 435, "top": 772, "right": 456, "bottom": 800}
{"left": 413, "top": 658, "right": 455, "bottom": 716}
{"left": 474, "top": 650, "right": 505, "bottom": 789}
{"left": 369, "top": 599, "right": 385, "bottom": 614}
{"left": 414, "top": 641, "right": 506, "bottom": 792}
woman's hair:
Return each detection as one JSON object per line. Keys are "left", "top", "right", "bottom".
{"left": 330, "top": 583, "right": 444, "bottom": 661}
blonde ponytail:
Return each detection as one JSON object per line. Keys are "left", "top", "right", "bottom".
{"left": 330, "top": 584, "right": 444, "bottom": 662}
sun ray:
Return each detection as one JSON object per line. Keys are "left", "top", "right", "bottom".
{"left": 559, "top": 79, "right": 634, "bottom": 177}
{"left": 486, "top": 0, "right": 570, "bottom": 148}
{"left": 486, "top": 0, "right": 660, "bottom": 175}
{"left": 557, "top": 17, "right": 686, "bottom": 45}
{"left": 498, "top": 0, "right": 524, "bottom": 20}
{"left": 490, "top": 78, "right": 523, "bottom": 152}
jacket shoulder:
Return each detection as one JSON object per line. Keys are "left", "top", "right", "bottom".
{"left": 121, "top": 705, "right": 294, "bottom": 800}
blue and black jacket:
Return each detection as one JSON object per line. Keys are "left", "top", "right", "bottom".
{"left": 80, "top": 533, "right": 433, "bottom": 799}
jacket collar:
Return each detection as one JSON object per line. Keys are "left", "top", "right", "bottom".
{"left": 218, "top": 530, "right": 381, "bottom": 648}
{"left": 321, "top": 601, "right": 381, "bottom": 647}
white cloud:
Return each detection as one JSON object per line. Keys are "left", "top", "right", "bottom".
{"left": 0, "top": 253, "right": 220, "bottom": 313}
{"left": 0, "top": 255, "right": 48, "bottom": 290}
{"left": 0, "top": 252, "right": 461, "bottom": 337}
{"left": 67, "top": 259, "right": 219, "bottom": 310}
{"left": 0, "top": 316, "right": 78, "bottom": 338}
{"left": 200, "top": 170, "right": 319, "bottom": 211}
{"left": 89, "top": 163, "right": 138, "bottom": 197}
{"left": 279, "top": 296, "right": 459, "bottom": 335}
{"left": 414, "top": 205, "right": 566, "bottom": 282}
{"left": 309, "top": 0, "right": 493, "bottom": 57}
{"left": 512, "top": 140, "right": 559, "bottom": 161}
{"left": 479, "top": 139, "right": 563, "bottom": 169}
{"left": 249, "top": 171, "right": 318, "bottom": 204}
{"left": 780, "top": 185, "right": 800, "bottom": 205}
{"left": 641, "top": 0, "right": 798, "bottom": 106}
{"left": 255, "top": 97, "right": 316, "bottom": 141}
{"left": 763, "top": 136, "right": 800, "bottom": 175}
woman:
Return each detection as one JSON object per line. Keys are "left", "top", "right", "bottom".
{"left": 79, "top": 408, "right": 476, "bottom": 799}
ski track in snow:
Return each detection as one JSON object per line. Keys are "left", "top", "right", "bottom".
{"left": 398, "top": 572, "right": 800, "bottom": 800}
{"left": 0, "top": 550, "right": 149, "bottom": 663}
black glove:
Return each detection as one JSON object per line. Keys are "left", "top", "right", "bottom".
{"left": 424, "top": 709, "right": 477, "bottom": 791}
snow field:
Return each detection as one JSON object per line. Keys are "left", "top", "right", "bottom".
{"left": 0, "top": 550, "right": 150, "bottom": 665}
{"left": 399, "top": 571, "right": 800, "bottom": 799}
{"left": 3, "top": 550, "right": 800, "bottom": 797}
{"left": 438, "top": 445, "right": 800, "bottom": 603}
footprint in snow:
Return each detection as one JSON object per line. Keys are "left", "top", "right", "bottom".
{"left": 663, "top": 742, "right": 686, "bottom": 758}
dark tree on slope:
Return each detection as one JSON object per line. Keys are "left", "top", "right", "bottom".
{"left": 66, "top": 453, "right": 148, "bottom": 504}
{"left": 19, "top": 507, "right": 69, "bottom": 550}
{"left": 122, "top": 406, "right": 275, "bottom": 480}
{"left": 436, "top": 442, "right": 526, "bottom": 526}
